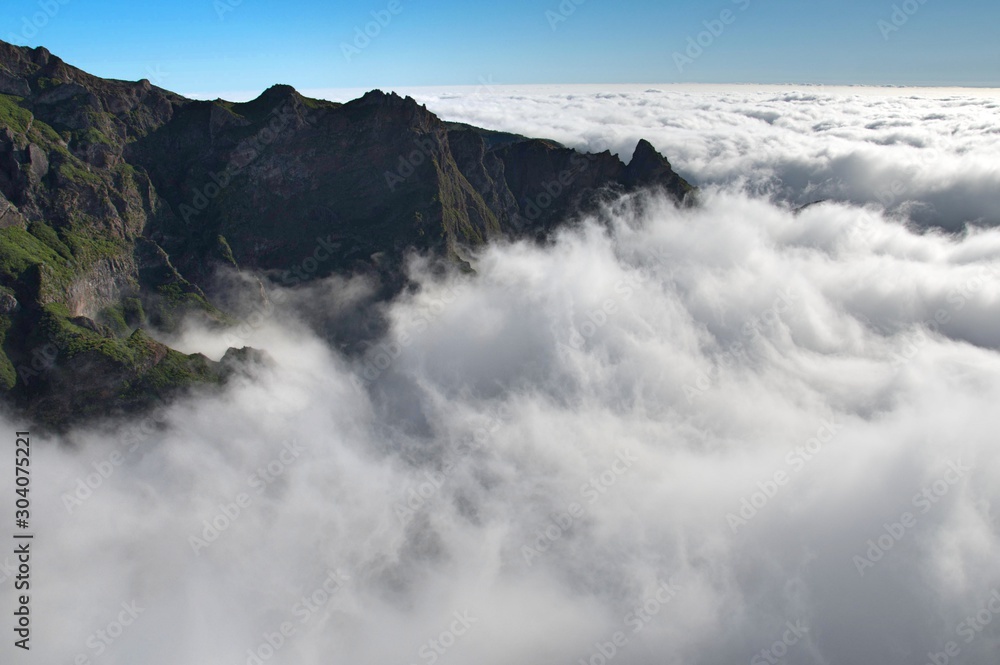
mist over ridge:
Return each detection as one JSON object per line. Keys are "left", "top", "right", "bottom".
{"left": 13, "top": 178, "right": 1000, "bottom": 663}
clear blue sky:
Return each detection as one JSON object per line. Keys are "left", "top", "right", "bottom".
{"left": 1, "top": 0, "right": 997, "bottom": 97}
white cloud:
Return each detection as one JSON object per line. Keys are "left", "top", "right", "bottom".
{"left": 361, "top": 83, "right": 1000, "bottom": 230}
{"left": 6, "top": 88, "right": 1000, "bottom": 664}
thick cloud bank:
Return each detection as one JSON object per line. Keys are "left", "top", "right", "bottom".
{"left": 6, "top": 188, "right": 1000, "bottom": 664}
{"left": 5, "top": 87, "right": 1000, "bottom": 664}
{"left": 389, "top": 84, "right": 1000, "bottom": 230}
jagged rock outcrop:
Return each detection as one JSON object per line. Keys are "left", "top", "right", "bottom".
{"left": 0, "top": 39, "right": 695, "bottom": 428}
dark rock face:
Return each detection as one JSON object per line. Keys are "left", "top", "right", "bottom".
{"left": 0, "top": 39, "right": 694, "bottom": 428}
{"left": 126, "top": 86, "right": 692, "bottom": 285}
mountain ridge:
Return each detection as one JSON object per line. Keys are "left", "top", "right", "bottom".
{"left": 0, "top": 40, "right": 694, "bottom": 428}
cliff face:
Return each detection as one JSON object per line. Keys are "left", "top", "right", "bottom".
{"left": 126, "top": 87, "right": 692, "bottom": 284}
{"left": 0, "top": 40, "right": 694, "bottom": 428}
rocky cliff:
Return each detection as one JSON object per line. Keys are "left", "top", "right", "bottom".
{"left": 0, "top": 40, "right": 694, "bottom": 428}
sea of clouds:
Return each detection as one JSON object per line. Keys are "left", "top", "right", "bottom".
{"left": 397, "top": 84, "right": 1000, "bottom": 230}
{"left": 4, "top": 85, "right": 1000, "bottom": 665}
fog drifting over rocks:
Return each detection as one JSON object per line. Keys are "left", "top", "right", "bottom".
{"left": 395, "top": 84, "right": 1000, "bottom": 230}
{"left": 5, "top": 86, "right": 1000, "bottom": 665}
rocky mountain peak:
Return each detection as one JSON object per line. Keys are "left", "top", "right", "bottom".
{"left": 255, "top": 83, "right": 299, "bottom": 103}
{"left": 357, "top": 88, "right": 406, "bottom": 104}
{"left": 624, "top": 138, "right": 685, "bottom": 190}
{"left": 31, "top": 45, "right": 51, "bottom": 65}
{"left": 351, "top": 89, "right": 429, "bottom": 114}
{"left": 630, "top": 139, "right": 667, "bottom": 166}
{"left": 0, "top": 39, "right": 695, "bottom": 428}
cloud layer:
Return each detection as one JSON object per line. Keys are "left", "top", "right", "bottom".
{"left": 389, "top": 84, "right": 1000, "bottom": 230}
{"left": 5, "top": 87, "right": 1000, "bottom": 665}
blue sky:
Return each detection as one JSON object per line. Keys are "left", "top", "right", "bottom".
{"left": 1, "top": 0, "right": 997, "bottom": 97}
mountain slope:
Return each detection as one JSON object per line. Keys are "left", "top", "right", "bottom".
{"left": 0, "top": 40, "right": 694, "bottom": 428}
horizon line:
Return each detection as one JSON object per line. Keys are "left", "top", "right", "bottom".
{"left": 180, "top": 81, "right": 1000, "bottom": 104}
